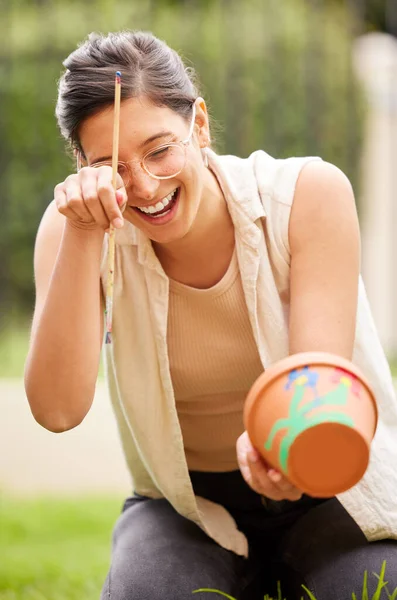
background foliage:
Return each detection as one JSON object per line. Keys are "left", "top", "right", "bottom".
{"left": 1, "top": 0, "right": 394, "bottom": 323}
{"left": 0, "top": 0, "right": 370, "bottom": 319}
{"left": 0, "top": 3, "right": 396, "bottom": 599}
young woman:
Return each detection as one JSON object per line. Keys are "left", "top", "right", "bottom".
{"left": 24, "top": 31, "right": 397, "bottom": 599}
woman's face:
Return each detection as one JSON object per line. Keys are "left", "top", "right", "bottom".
{"left": 79, "top": 96, "right": 211, "bottom": 245}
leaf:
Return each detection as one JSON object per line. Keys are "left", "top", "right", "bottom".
{"left": 372, "top": 561, "right": 388, "bottom": 600}
{"left": 362, "top": 570, "right": 369, "bottom": 600}
{"left": 386, "top": 588, "right": 397, "bottom": 600}
{"left": 192, "top": 589, "right": 238, "bottom": 600}
{"left": 301, "top": 584, "right": 318, "bottom": 600}
{"left": 277, "top": 580, "right": 286, "bottom": 600}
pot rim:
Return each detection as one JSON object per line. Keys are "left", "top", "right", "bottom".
{"left": 243, "top": 351, "right": 378, "bottom": 434}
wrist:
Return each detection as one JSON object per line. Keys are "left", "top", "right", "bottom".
{"left": 63, "top": 220, "right": 105, "bottom": 253}
{"left": 65, "top": 219, "right": 105, "bottom": 239}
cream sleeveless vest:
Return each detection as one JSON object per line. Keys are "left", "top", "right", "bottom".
{"left": 100, "top": 150, "right": 397, "bottom": 557}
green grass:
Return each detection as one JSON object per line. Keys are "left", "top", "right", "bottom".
{"left": 194, "top": 562, "right": 397, "bottom": 599}
{"left": 0, "top": 495, "right": 122, "bottom": 600}
{"left": 1, "top": 496, "right": 397, "bottom": 600}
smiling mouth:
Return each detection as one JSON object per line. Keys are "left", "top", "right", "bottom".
{"left": 132, "top": 188, "right": 179, "bottom": 218}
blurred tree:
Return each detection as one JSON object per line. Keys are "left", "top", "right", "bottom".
{"left": 369, "top": 0, "right": 397, "bottom": 36}
{"left": 1, "top": 0, "right": 366, "bottom": 315}
{"left": 331, "top": 0, "right": 397, "bottom": 36}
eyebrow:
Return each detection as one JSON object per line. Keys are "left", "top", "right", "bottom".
{"left": 89, "top": 130, "right": 175, "bottom": 164}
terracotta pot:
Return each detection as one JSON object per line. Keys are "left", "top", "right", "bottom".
{"left": 243, "top": 352, "right": 378, "bottom": 497}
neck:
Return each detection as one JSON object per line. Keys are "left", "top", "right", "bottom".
{"left": 154, "top": 168, "right": 234, "bottom": 268}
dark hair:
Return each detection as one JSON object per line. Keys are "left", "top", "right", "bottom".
{"left": 56, "top": 31, "right": 199, "bottom": 153}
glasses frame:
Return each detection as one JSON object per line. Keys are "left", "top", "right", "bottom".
{"left": 76, "top": 102, "right": 197, "bottom": 186}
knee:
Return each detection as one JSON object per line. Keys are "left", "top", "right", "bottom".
{"left": 104, "top": 496, "right": 245, "bottom": 600}
{"left": 288, "top": 540, "right": 397, "bottom": 600}
{"left": 360, "top": 541, "right": 397, "bottom": 593}
{"left": 333, "top": 541, "right": 397, "bottom": 597}
{"left": 104, "top": 564, "right": 230, "bottom": 600}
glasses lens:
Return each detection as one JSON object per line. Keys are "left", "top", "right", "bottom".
{"left": 116, "top": 164, "right": 130, "bottom": 188}
{"left": 91, "top": 162, "right": 129, "bottom": 188}
{"left": 144, "top": 144, "right": 185, "bottom": 178}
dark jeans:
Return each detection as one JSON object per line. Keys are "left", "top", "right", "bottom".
{"left": 101, "top": 470, "right": 397, "bottom": 599}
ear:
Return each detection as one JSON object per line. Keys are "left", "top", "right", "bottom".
{"left": 194, "top": 97, "right": 211, "bottom": 148}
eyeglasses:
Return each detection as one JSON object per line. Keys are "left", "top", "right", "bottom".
{"left": 77, "top": 102, "right": 196, "bottom": 188}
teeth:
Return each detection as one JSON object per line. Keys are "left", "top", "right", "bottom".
{"left": 137, "top": 189, "right": 177, "bottom": 215}
{"left": 152, "top": 208, "right": 172, "bottom": 218}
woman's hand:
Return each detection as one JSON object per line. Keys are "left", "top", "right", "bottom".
{"left": 54, "top": 165, "right": 128, "bottom": 232}
{"left": 236, "top": 430, "right": 303, "bottom": 501}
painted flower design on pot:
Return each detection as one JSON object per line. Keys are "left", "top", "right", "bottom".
{"left": 264, "top": 367, "right": 356, "bottom": 473}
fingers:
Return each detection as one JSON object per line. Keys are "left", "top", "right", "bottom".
{"left": 54, "top": 166, "right": 128, "bottom": 231}
{"left": 65, "top": 176, "right": 94, "bottom": 223}
{"left": 79, "top": 169, "right": 110, "bottom": 229}
{"left": 55, "top": 183, "right": 81, "bottom": 222}
{"left": 248, "top": 451, "right": 303, "bottom": 501}
{"left": 96, "top": 167, "right": 125, "bottom": 227}
{"left": 236, "top": 431, "right": 303, "bottom": 501}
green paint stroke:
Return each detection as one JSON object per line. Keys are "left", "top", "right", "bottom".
{"left": 264, "top": 369, "right": 355, "bottom": 474}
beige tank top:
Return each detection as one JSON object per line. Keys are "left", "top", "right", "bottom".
{"left": 167, "top": 250, "right": 264, "bottom": 471}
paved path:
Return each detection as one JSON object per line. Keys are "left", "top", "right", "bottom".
{"left": 1, "top": 378, "right": 396, "bottom": 496}
{"left": 0, "top": 379, "right": 131, "bottom": 496}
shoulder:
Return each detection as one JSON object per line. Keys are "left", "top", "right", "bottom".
{"left": 213, "top": 150, "right": 322, "bottom": 203}
{"left": 294, "top": 160, "right": 355, "bottom": 204}
{"left": 226, "top": 150, "right": 326, "bottom": 207}
{"left": 214, "top": 150, "right": 356, "bottom": 226}
{"left": 291, "top": 161, "right": 357, "bottom": 228}
{"left": 290, "top": 161, "right": 360, "bottom": 253}
{"left": 35, "top": 200, "right": 66, "bottom": 253}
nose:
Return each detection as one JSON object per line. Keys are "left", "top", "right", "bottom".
{"left": 127, "top": 165, "right": 160, "bottom": 202}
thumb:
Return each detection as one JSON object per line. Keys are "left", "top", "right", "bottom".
{"left": 116, "top": 189, "right": 127, "bottom": 210}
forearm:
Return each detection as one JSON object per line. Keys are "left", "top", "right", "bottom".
{"left": 24, "top": 222, "right": 105, "bottom": 432}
